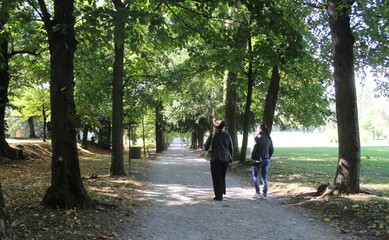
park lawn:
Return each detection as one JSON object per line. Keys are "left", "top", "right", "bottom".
{"left": 270, "top": 146, "right": 389, "bottom": 196}
{"left": 243, "top": 146, "right": 389, "bottom": 239}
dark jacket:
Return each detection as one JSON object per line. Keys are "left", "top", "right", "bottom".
{"left": 250, "top": 132, "right": 274, "bottom": 160}
{"left": 204, "top": 130, "right": 233, "bottom": 162}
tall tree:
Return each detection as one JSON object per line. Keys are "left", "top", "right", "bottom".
{"left": 327, "top": 0, "right": 360, "bottom": 193}
{"left": 0, "top": 0, "right": 23, "bottom": 160}
{"left": 239, "top": 36, "right": 254, "bottom": 164}
{"left": 262, "top": 66, "right": 280, "bottom": 134}
{"left": 155, "top": 101, "right": 165, "bottom": 153}
{"left": 36, "top": 0, "right": 91, "bottom": 208}
{"left": 225, "top": 71, "right": 240, "bottom": 160}
{"left": 110, "top": 0, "right": 127, "bottom": 176}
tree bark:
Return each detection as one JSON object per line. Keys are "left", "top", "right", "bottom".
{"left": 81, "top": 124, "right": 89, "bottom": 149}
{"left": 39, "top": 0, "right": 91, "bottom": 208}
{"left": 110, "top": 0, "right": 126, "bottom": 176}
{"left": 328, "top": 0, "right": 360, "bottom": 193}
{"left": 28, "top": 117, "right": 37, "bottom": 138}
{"left": 156, "top": 101, "right": 164, "bottom": 153}
{"left": 262, "top": 66, "right": 280, "bottom": 135}
{"left": 196, "top": 123, "right": 204, "bottom": 149}
{"left": 98, "top": 119, "right": 111, "bottom": 150}
{"left": 42, "top": 105, "right": 47, "bottom": 141}
{"left": 239, "top": 38, "right": 254, "bottom": 164}
{"left": 190, "top": 131, "right": 198, "bottom": 149}
{"left": 0, "top": 8, "right": 23, "bottom": 160}
{"left": 141, "top": 116, "right": 146, "bottom": 156}
{"left": 225, "top": 71, "right": 240, "bottom": 161}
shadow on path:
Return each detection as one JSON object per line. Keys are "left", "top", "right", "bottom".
{"left": 122, "top": 138, "right": 351, "bottom": 240}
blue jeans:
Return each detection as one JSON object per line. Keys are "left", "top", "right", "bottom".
{"left": 252, "top": 158, "right": 270, "bottom": 196}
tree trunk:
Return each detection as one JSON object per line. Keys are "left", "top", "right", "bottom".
{"left": 40, "top": 0, "right": 91, "bottom": 208}
{"left": 225, "top": 71, "right": 240, "bottom": 161}
{"left": 262, "top": 66, "right": 280, "bottom": 135}
{"left": 42, "top": 105, "right": 47, "bottom": 141}
{"left": 0, "top": 17, "right": 23, "bottom": 160}
{"left": 81, "top": 124, "right": 89, "bottom": 149}
{"left": 141, "top": 116, "right": 146, "bottom": 156}
{"left": 110, "top": 0, "right": 126, "bottom": 176}
{"left": 0, "top": 6, "right": 13, "bottom": 236}
{"left": 328, "top": 0, "right": 360, "bottom": 193}
{"left": 0, "top": 183, "right": 15, "bottom": 239}
{"left": 196, "top": 123, "right": 204, "bottom": 149}
{"left": 190, "top": 131, "right": 197, "bottom": 149}
{"left": 156, "top": 101, "right": 164, "bottom": 153}
{"left": 28, "top": 117, "right": 37, "bottom": 138}
{"left": 98, "top": 120, "right": 111, "bottom": 150}
{"left": 239, "top": 38, "right": 254, "bottom": 164}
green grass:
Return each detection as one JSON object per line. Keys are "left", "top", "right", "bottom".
{"left": 269, "top": 146, "right": 389, "bottom": 196}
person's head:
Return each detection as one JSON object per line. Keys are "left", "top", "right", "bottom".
{"left": 258, "top": 124, "right": 269, "bottom": 135}
{"left": 214, "top": 120, "right": 226, "bottom": 130}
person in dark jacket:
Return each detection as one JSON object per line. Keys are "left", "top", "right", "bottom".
{"left": 250, "top": 124, "right": 274, "bottom": 199}
{"left": 204, "top": 120, "right": 233, "bottom": 201}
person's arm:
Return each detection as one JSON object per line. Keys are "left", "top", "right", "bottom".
{"left": 204, "top": 133, "right": 213, "bottom": 151}
{"left": 250, "top": 135, "right": 259, "bottom": 159}
{"left": 228, "top": 134, "right": 233, "bottom": 159}
{"left": 269, "top": 139, "right": 274, "bottom": 158}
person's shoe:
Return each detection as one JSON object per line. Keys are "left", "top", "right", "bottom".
{"left": 253, "top": 193, "right": 262, "bottom": 198}
{"left": 261, "top": 194, "right": 268, "bottom": 200}
{"left": 213, "top": 197, "right": 222, "bottom": 201}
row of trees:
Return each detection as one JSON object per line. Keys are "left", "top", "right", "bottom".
{"left": 0, "top": 0, "right": 387, "bottom": 236}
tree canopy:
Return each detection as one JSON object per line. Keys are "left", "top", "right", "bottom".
{"left": 0, "top": 0, "right": 387, "bottom": 208}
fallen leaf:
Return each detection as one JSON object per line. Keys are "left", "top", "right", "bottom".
{"left": 330, "top": 214, "right": 341, "bottom": 219}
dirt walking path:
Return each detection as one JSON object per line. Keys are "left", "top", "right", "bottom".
{"left": 121, "top": 138, "right": 353, "bottom": 240}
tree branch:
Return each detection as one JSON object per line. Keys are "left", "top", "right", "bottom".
{"left": 37, "top": 0, "right": 51, "bottom": 26}
{"left": 165, "top": 3, "right": 203, "bottom": 37}
{"left": 153, "top": 1, "right": 163, "bottom": 11}
{"left": 8, "top": 49, "right": 43, "bottom": 58}
{"left": 26, "top": 0, "right": 44, "bottom": 20}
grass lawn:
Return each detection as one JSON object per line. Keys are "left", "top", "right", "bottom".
{"left": 269, "top": 146, "right": 389, "bottom": 196}
{"left": 232, "top": 145, "right": 388, "bottom": 239}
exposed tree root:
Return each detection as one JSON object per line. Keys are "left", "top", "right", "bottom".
{"left": 311, "top": 183, "right": 342, "bottom": 201}
{"left": 0, "top": 141, "right": 23, "bottom": 160}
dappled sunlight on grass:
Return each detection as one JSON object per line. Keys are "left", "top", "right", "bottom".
{"left": 270, "top": 182, "right": 314, "bottom": 197}
{"left": 269, "top": 146, "right": 388, "bottom": 197}
{"left": 361, "top": 184, "right": 389, "bottom": 195}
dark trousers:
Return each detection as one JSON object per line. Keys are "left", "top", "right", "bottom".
{"left": 210, "top": 160, "right": 229, "bottom": 200}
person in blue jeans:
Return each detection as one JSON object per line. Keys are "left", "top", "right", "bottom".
{"left": 250, "top": 124, "right": 274, "bottom": 199}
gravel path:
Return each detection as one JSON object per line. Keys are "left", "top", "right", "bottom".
{"left": 122, "top": 138, "right": 352, "bottom": 240}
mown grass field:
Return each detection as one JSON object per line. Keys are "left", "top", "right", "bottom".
{"left": 234, "top": 145, "right": 388, "bottom": 239}
{"left": 269, "top": 146, "right": 389, "bottom": 196}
